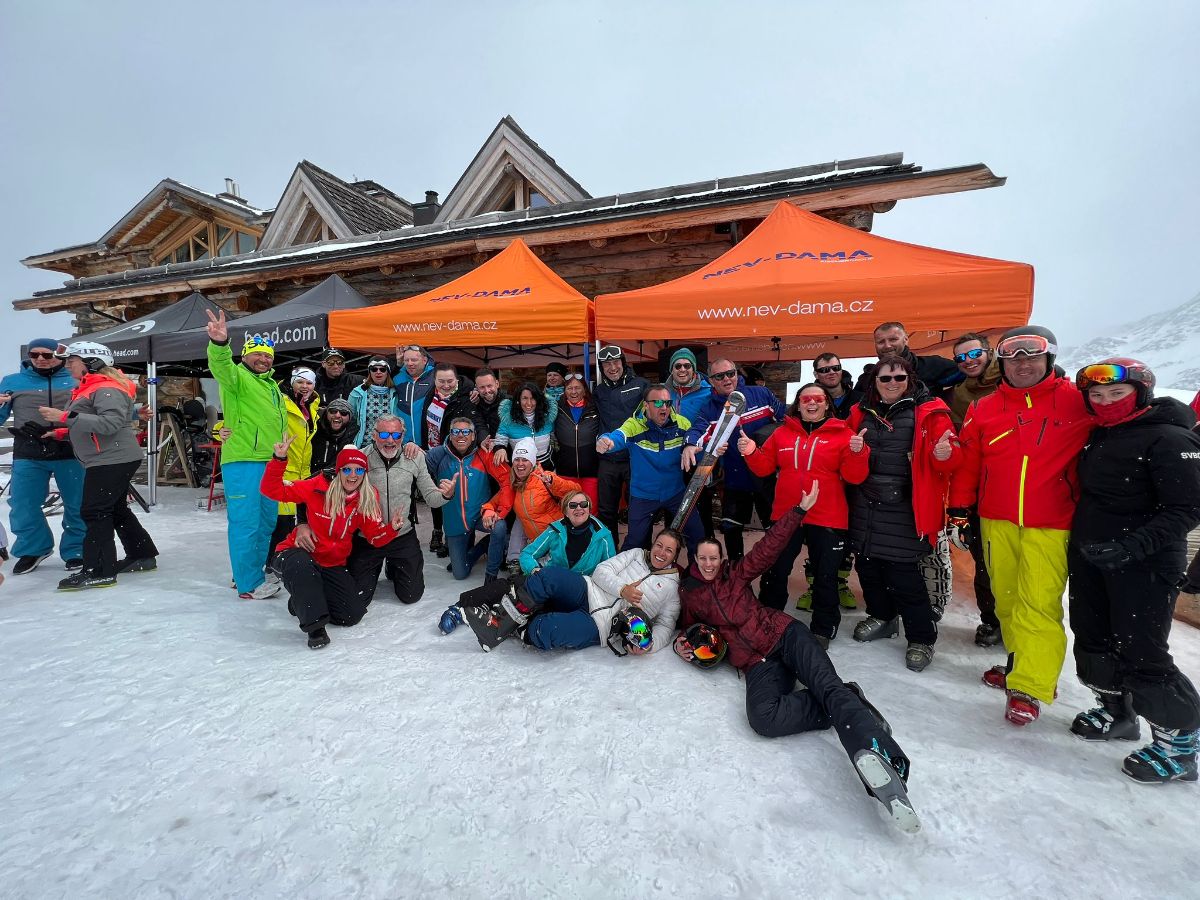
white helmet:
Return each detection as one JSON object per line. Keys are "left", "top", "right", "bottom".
{"left": 57, "top": 340, "right": 114, "bottom": 372}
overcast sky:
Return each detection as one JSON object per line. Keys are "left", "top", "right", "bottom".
{"left": 2, "top": 1, "right": 1196, "bottom": 366}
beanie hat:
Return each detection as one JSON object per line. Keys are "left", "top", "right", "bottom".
{"left": 291, "top": 367, "right": 317, "bottom": 385}
{"left": 241, "top": 336, "right": 275, "bottom": 358}
{"left": 322, "top": 347, "right": 345, "bottom": 362}
{"left": 28, "top": 338, "right": 61, "bottom": 354}
{"left": 368, "top": 356, "right": 390, "bottom": 369}
{"left": 545, "top": 362, "right": 568, "bottom": 377}
{"left": 325, "top": 398, "right": 352, "bottom": 414}
{"left": 512, "top": 437, "right": 537, "bottom": 464}
{"left": 336, "top": 444, "right": 369, "bottom": 471}
{"left": 669, "top": 347, "right": 698, "bottom": 371}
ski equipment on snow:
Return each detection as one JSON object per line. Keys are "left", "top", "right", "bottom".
{"left": 607, "top": 604, "right": 652, "bottom": 656}
{"left": 854, "top": 742, "right": 919, "bottom": 834}
{"left": 670, "top": 390, "right": 746, "bottom": 531}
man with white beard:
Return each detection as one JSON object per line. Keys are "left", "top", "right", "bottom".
{"left": 344, "top": 414, "right": 455, "bottom": 605}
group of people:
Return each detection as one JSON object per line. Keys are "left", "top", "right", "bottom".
{"left": 6, "top": 312, "right": 1200, "bottom": 811}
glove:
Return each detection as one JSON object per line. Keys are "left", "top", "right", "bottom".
{"left": 946, "top": 507, "right": 973, "bottom": 552}
{"left": 1080, "top": 541, "right": 1137, "bottom": 572}
{"left": 14, "top": 420, "right": 52, "bottom": 439}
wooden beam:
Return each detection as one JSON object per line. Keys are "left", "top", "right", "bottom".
{"left": 113, "top": 197, "right": 170, "bottom": 249}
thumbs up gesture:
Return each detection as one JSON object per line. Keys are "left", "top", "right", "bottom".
{"left": 933, "top": 428, "right": 955, "bottom": 461}
{"left": 737, "top": 434, "right": 756, "bottom": 456}
{"left": 849, "top": 428, "right": 867, "bottom": 454}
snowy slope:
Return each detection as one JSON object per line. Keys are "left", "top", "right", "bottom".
{"left": 1058, "top": 291, "right": 1200, "bottom": 392}
{"left": 3, "top": 493, "right": 1198, "bottom": 899}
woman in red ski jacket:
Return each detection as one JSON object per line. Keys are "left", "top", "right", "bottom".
{"left": 675, "top": 492, "right": 919, "bottom": 834}
{"left": 261, "top": 438, "right": 401, "bottom": 649}
{"left": 742, "top": 383, "right": 869, "bottom": 644}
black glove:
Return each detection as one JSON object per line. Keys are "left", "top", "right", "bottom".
{"left": 1080, "top": 541, "right": 1137, "bottom": 572}
{"left": 14, "top": 420, "right": 52, "bottom": 438}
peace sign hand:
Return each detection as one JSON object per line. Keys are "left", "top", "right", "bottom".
{"left": 272, "top": 433, "right": 295, "bottom": 458}
{"left": 205, "top": 308, "right": 228, "bottom": 343}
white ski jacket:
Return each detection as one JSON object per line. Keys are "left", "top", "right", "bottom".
{"left": 585, "top": 548, "right": 680, "bottom": 652}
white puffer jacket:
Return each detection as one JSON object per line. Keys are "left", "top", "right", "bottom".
{"left": 585, "top": 548, "right": 680, "bottom": 652}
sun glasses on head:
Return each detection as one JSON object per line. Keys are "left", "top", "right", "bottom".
{"left": 450, "top": 427, "right": 475, "bottom": 436}
{"left": 244, "top": 336, "right": 275, "bottom": 349}
{"left": 567, "top": 499, "right": 591, "bottom": 510}
{"left": 28, "top": 351, "right": 56, "bottom": 360}
{"left": 564, "top": 373, "right": 585, "bottom": 381}
{"left": 598, "top": 346, "right": 623, "bottom": 361}
{"left": 340, "top": 466, "right": 366, "bottom": 476}
{"left": 877, "top": 374, "right": 909, "bottom": 383}
{"left": 954, "top": 348, "right": 987, "bottom": 363}
{"left": 814, "top": 364, "right": 841, "bottom": 374}
{"left": 376, "top": 431, "right": 403, "bottom": 440}
{"left": 710, "top": 369, "right": 737, "bottom": 381}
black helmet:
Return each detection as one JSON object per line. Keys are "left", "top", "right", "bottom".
{"left": 996, "top": 325, "right": 1058, "bottom": 385}
{"left": 606, "top": 605, "right": 653, "bottom": 656}
{"left": 673, "top": 623, "right": 728, "bottom": 669}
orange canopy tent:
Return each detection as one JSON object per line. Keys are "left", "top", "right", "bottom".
{"left": 595, "top": 201, "right": 1033, "bottom": 362}
{"left": 328, "top": 239, "right": 593, "bottom": 367}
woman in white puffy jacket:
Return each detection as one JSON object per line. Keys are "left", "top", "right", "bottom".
{"left": 521, "top": 528, "right": 683, "bottom": 653}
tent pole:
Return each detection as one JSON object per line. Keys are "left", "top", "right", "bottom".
{"left": 594, "top": 339, "right": 601, "bottom": 384}
{"left": 147, "top": 362, "right": 158, "bottom": 508}
{"left": 582, "top": 342, "right": 590, "bottom": 387}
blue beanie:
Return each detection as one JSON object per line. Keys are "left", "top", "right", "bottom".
{"left": 28, "top": 338, "right": 60, "bottom": 354}
{"left": 669, "top": 347, "right": 698, "bottom": 370}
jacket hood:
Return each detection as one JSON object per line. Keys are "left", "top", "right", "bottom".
{"left": 78, "top": 370, "right": 136, "bottom": 398}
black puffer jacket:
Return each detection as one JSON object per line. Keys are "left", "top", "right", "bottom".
{"left": 310, "top": 413, "right": 358, "bottom": 472}
{"left": 847, "top": 390, "right": 935, "bottom": 562}
{"left": 315, "top": 371, "right": 357, "bottom": 405}
{"left": 1073, "top": 398, "right": 1200, "bottom": 576}
{"left": 477, "top": 391, "right": 509, "bottom": 439}
{"left": 855, "top": 348, "right": 962, "bottom": 402}
{"left": 553, "top": 401, "right": 602, "bottom": 478}
{"left": 594, "top": 366, "right": 648, "bottom": 462}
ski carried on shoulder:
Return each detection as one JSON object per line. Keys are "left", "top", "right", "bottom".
{"left": 671, "top": 390, "right": 745, "bottom": 531}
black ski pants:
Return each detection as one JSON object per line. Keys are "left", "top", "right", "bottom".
{"left": 855, "top": 554, "right": 937, "bottom": 645}
{"left": 759, "top": 525, "right": 846, "bottom": 639}
{"left": 266, "top": 514, "right": 295, "bottom": 568}
{"left": 745, "top": 621, "right": 908, "bottom": 768}
{"left": 1068, "top": 546, "right": 1200, "bottom": 731}
{"left": 967, "top": 511, "right": 1000, "bottom": 628}
{"left": 720, "top": 485, "right": 773, "bottom": 562}
{"left": 597, "top": 456, "right": 630, "bottom": 541}
{"left": 81, "top": 460, "right": 158, "bottom": 577}
{"left": 347, "top": 529, "right": 425, "bottom": 606}
{"left": 275, "top": 547, "right": 367, "bottom": 634}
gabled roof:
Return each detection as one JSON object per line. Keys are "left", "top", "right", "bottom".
{"left": 435, "top": 116, "right": 590, "bottom": 223}
{"left": 259, "top": 161, "right": 413, "bottom": 251}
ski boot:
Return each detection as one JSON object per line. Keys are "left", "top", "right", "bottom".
{"left": 57, "top": 571, "right": 118, "bottom": 591}
{"left": 429, "top": 529, "right": 449, "bottom": 559}
{"left": 905, "top": 643, "right": 934, "bottom": 673}
{"left": 438, "top": 605, "right": 464, "bottom": 635}
{"left": 854, "top": 740, "right": 919, "bottom": 834}
{"left": 463, "top": 574, "right": 540, "bottom": 651}
{"left": 794, "top": 587, "right": 813, "bottom": 611}
{"left": 982, "top": 664, "right": 1008, "bottom": 689}
{"left": 307, "top": 626, "right": 331, "bottom": 650}
{"left": 1005, "top": 690, "right": 1040, "bottom": 726}
{"left": 846, "top": 682, "right": 892, "bottom": 736}
{"left": 1122, "top": 724, "right": 1199, "bottom": 785}
{"left": 1070, "top": 692, "right": 1141, "bottom": 742}
{"left": 853, "top": 616, "right": 898, "bottom": 643}
{"left": 974, "top": 622, "right": 1003, "bottom": 648}
{"left": 837, "top": 569, "right": 857, "bottom": 609}
{"left": 117, "top": 557, "right": 157, "bottom": 574}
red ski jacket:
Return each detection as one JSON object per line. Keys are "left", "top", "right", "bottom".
{"left": 847, "top": 397, "right": 960, "bottom": 540}
{"left": 744, "top": 415, "right": 869, "bottom": 529}
{"left": 948, "top": 375, "right": 1092, "bottom": 530}
{"left": 679, "top": 506, "right": 807, "bottom": 672}
{"left": 261, "top": 456, "right": 395, "bottom": 568}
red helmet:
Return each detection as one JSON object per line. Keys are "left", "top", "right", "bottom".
{"left": 1076, "top": 357, "right": 1155, "bottom": 409}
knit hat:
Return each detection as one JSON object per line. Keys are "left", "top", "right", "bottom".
{"left": 291, "top": 367, "right": 317, "bottom": 385}
{"left": 545, "top": 362, "right": 568, "bottom": 377}
{"left": 241, "top": 335, "right": 275, "bottom": 357}
{"left": 325, "top": 398, "right": 352, "bottom": 414}
{"left": 669, "top": 347, "right": 698, "bottom": 371}
{"left": 511, "top": 437, "right": 537, "bottom": 464}
{"left": 335, "top": 444, "right": 369, "bottom": 471}
{"left": 367, "top": 356, "right": 390, "bottom": 369}
{"left": 28, "top": 338, "right": 61, "bottom": 354}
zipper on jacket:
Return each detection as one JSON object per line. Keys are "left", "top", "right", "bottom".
{"left": 1017, "top": 455, "right": 1029, "bottom": 527}
{"left": 806, "top": 438, "right": 821, "bottom": 471}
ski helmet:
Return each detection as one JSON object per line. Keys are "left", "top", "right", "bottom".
{"left": 995, "top": 325, "right": 1057, "bottom": 385}
{"left": 57, "top": 340, "right": 114, "bottom": 373}
{"left": 673, "top": 623, "right": 727, "bottom": 669}
{"left": 608, "top": 604, "right": 653, "bottom": 655}
{"left": 1076, "top": 357, "right": 1155, "bottom": 410}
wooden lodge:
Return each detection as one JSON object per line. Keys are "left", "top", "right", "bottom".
{"left": 15, "top": 116, "right": 1007, "bottom": 343}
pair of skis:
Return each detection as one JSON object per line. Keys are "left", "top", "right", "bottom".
{"left": 670, "top": 391, "right": 746, "bottom": 531}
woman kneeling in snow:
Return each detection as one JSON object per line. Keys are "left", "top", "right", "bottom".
{"left": 261, "top": 437, "right": 404, "bottom": 649}
{"left": 442, "top": 528, "right": 682, "bottom": 655}
{"left": 677, "top": 482, "right": 920, "bottom": 833}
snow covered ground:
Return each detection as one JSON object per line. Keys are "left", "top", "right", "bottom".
{"left": 3, "top": 490, "right": 1198, "bottom": 900}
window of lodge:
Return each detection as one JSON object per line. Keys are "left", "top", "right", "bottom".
{"left": 156, "top": 222, "right": 259, "bottom": 265}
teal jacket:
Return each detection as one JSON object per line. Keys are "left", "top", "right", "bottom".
{"left": 207, "top": 341, "right": 286, "bottom": 463}
{"left": 520, "top": 516, "right": 615, "bottom": 576}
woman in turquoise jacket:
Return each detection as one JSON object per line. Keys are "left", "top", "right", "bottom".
{"left": 520, "top": 490, "right": 615, "bottom": 576}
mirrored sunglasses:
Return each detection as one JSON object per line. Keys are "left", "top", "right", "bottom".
{"left": 376, "top": 431, "right": 403, "bottom": 440}
{"left": 244, "top": 336, "right": 275, "bottom": 348}
{"left": 450, "top": 427, "right": 475, "bottom": 436}
{"left": 340, "top": 466, "right": 366, "bottom": 476}
{"left": 647, "top": 398, "right": 671, "bottom": 408}
{"left": 954, "top": 348, "right": 987, "bottom": 363}
{"left": 564, "top": 373, "right": 585, "bottom": 381}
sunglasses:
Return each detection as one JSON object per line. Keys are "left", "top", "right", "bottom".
{"left": 28, "top": 351, "right": 56, "bottom": 360}
{"left": 450, "top": 427, "right": 475, "bottom": 436}
{"left": 567, "top": 499, "right": 591, "bottom": 510}
{"left": 954, "top": 348, "right": 987, "bottom": 363}
{"left": 646, "top": 398, "right": 671, "bottom": 408}
{"left": 598, "top": 346, "right": 623, "bottom": 361}
{"left": 564, "top": 373, "right": 585, "bottom": 381}
{"left": 401, "top": 345, "right": 425, "bottom": 354}
{"left": 376, "top": 431, "right": 403, "bottom": 440}
{"left": 877, "top": 374, "right": 909, "bottom": 383}
{"left": 672, "top": 361, "right": 694, "bottom": 370}
{"left": 244, "top": 336, "right": 275, "bottom": 348}
{"left": 327, "top": 409, "right": 350, "bottom": 416}
{"left": 710, "top": 370, "right": 737, "bottom": 381}
{"left": 798, "top": 394, "right": 827, "bottom": 403}
{"left": 340, "top": 466, "right": 366, "bottom": 476}
{"left": 814, "top": 364, "right": 841, "bottom": 374}
{"left": 368, "top": 365, "right": 390, "bottom": 373}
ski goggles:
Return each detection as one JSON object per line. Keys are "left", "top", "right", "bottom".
{"left": 376, "top": 431, "right": 403, "bottom": 440}
{"left": 953, "top": 348, "right": 987, "bottom": 363}
{"left": 996, "top": 335, "right": 1056, "bottom": 359}
{"left": 624, "top": 614, "right": 652, "bottom": 651}
{"left": 340, "top": 466, "right": 366, "bottom": 476}
{"left": 598, "top": 345, "right": 624, "bottom": 362}
{"left": 1075, "top": 363, "right": 1147, "bottom": 390}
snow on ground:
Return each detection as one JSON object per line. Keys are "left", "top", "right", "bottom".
{"left": 3, "top": 490, "right": 1198, "bottom": 900}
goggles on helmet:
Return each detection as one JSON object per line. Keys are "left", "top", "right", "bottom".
{"left": 598, "top": 345, "right": 623, "bottom": 362}
{"left": 996, "top": 335, "right": 1055, "bottom": 359}
{"left": 1075, "top": 363, "right": 1152, "bottom": 391}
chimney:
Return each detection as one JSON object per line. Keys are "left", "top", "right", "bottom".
{"left": 218, "top": 178, "right": 244, "bottom": 203}
{"left": 412, "top": 190, "right": 441, "bottom": 226}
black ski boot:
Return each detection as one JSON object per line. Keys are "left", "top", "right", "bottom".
{"left": 1123, "top": 723, "right": 1198, "bottom": 784}
{"left": 57, "top": 571, "right": 117, "bottom": 591}
{"left": 307, "top": 626, "right": 331, "bottom": 649}
{"left": 846, "top": 682, "right": 892, "bottom": 736}
{"left": 429, "top": 529, "right": 448, "bottom": 558}
{"left": 463, "top": 575, "right": 540, "bottom": 652}
{"left": 854, "top": 740, "right": 919, "bottom": 834}
{"left": 1070, "top": 692, "right": 1141, "bottom": 742}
